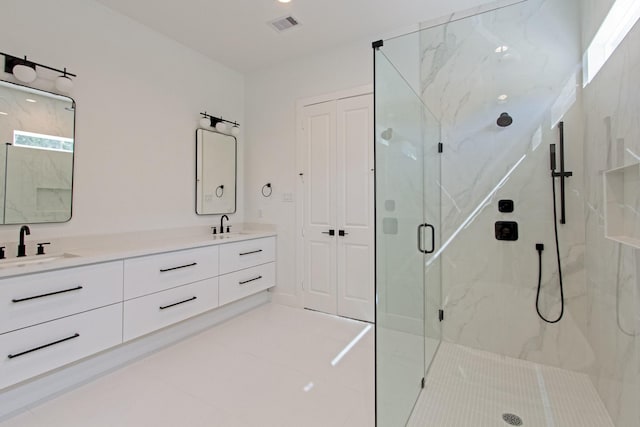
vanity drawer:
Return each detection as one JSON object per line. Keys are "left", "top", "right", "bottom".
{"left": 0, "top": 262, "right": 123, "bottom": 335}
{"left": 219, "top": 237, "right": 276, "bottom": 274}
{"left": 0, "top": 303, "right": 122, "bottom": 389}
{"left": 219, "top": 262, "right": 275, "bottom": 306}
{"left": 123, "top": 277, "right": 219, "bottom": 341}
{"left": 124, "top": 246, "right": 219, "bottom": 300}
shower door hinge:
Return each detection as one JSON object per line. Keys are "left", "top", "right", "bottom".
{"left": 439, "top": 309, "right": 444, "bottom": 322}
{"left": 438, "top": 142, "right": 443, "bottom": 153}
{"left": 421, "top": 377, "right": 425, "bottom": 389}
{"left": 372, "top": 40, "right": 384, "bottom": 49}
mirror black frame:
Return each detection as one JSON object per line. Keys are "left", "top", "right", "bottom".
{"left": 0, "top": 79, "right": 75, "bottom": 224}
{"left": 195, "top": 128, "right": 237, "bottom": 215}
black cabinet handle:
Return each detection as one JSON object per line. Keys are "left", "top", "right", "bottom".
{"left": 239, "top": 249, "right": 262, "bottom": 256}
{"left": 159, "top": 296, "right": 197, "bottom": 310}
{"left": 159, "top": 262, "right": 197, "bottom": 273}
{"left": 338, "top": 230, "right": 349, "bottom": 236}
{"left": 12, "top": 286, "right": 83, "bottom": 303}
{"left": 239, "top": 276, "right": 262, "bottom": 285}
{"left": 8, "top": 333, "right": 80, "bottom": 359}
{"left": 322, "top": 230, "right": 335, "bottom": 236}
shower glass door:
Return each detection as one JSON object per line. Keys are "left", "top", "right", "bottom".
{"left": 375, "top": 46, "right": 442, "bottom": 427}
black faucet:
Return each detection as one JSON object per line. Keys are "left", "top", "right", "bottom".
{"left": 17, "top": 225, "right": 30, "bottom": 257}
{"left": 220, "top": 215, "right": 229, "bottom": 234}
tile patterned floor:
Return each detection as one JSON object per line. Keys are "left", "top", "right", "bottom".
{"left": 0, "top": 303, "right": 374, "bottom": 427}
{"left": 408, "top": 342, "right": 614, "bottom": 427}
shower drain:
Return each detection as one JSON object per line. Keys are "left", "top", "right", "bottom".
{"left": 502, "top": 413, "right": 523, "bottom": 426}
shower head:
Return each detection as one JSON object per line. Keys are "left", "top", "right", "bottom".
{"left": 497, "top": 112, "right": 513, "bottom": 127}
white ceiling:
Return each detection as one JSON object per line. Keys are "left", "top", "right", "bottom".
{"left": 94, "top": 0, "right": 491, "bottom": 73}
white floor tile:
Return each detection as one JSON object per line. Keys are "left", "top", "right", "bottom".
{"left": 0, "top": 303, "right": 373, "bottom": 427}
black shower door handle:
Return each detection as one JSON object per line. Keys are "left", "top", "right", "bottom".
{"left": 424, "top": 223, "right": 435, "bottom": 254}
{"left": 417, "top": 223, "right": 435, "bottom": 254}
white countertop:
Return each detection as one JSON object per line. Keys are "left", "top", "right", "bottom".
{"left": 0, "top": 226, "right": 277, "bottom": 279}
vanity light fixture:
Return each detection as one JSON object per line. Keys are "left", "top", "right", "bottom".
{"left": 1, "top": 51, "right": 76, "bottom": 92}
{"left": 0, "top": 112, "right": 7, "bottom": 116}
{"left": 200, "top": 112, "right": 241, "bottom": 136}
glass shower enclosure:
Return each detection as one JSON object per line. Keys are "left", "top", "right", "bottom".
{"left": 375, "top": 0, "right": 583, "bottom": 425}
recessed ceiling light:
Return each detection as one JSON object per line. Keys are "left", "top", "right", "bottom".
{"left": 497, "top": 94, "right": 508, "bottom": 101}
{"left": 278, "top": 0, "right": 291, "bottom": 3}
{"left": 495, "top": 45, "right": 509, "bottom": 53}
{"left": 26, "top": 98, "right": 37, "bottom": 103}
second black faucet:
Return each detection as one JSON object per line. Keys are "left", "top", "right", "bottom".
{"left": 220, "top": 215, "right": 230, "bottom": 234}
{"left": 17, "top": 225, "right": 30, "bottom": 257}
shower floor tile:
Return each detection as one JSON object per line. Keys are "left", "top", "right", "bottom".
{"left": 408, "top": 342, "right": 613, "bottom": 427}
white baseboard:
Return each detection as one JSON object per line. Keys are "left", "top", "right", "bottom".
{"left": 0, "top": 291, "right": 270, "bottom": 422}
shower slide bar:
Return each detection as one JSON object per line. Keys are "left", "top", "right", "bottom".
{"left": 550, "top": 122, "right": 572, "bottom": 224}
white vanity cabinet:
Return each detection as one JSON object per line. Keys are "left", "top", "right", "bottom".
{"left": 0, "top": 262, "right": 124, "bottom": 389}
{"left": 124, "top": 246, "right": 219, "bottom": 299}
{"left": 219, "top": 236, "right": 276, "bottom": 274}
{"left": 123, "top": 277, "right": 219, "bottom": 341}
{"left": 122, "top": 245, "right": 221, "bottom": 342}
{"left": 219, "top": 237, "right": 276, "bottom": 306}
{"left": 0, "top": 262, "right": 123, "bottom": 335}
{"left": 0, "top": 304, "right": 122, "bottom": 389}
{"left": 0, "top": 233, "right": 276, "bottom": 391}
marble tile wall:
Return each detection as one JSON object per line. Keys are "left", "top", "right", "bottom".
{"left": 378, "top": 0, "right": 640, "bottom": 423}
{"left": 413, "top": 0, "right": 591, "bottom": 371}
{"left": 580, "top": 0, "right": 640, "bottom": 423}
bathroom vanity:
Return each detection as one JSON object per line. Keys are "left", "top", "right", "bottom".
{"left": 0, "top": 229, "right": 276, "bottom": 390}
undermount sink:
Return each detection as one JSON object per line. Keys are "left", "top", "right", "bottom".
{"left": 0, "top": 253, "right": 79, "bottom": 269}
{"left": 214, "top": 231, "right": 253, "bottom": 239}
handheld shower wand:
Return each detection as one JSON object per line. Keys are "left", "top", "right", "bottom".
{"left": 536, "top": 123, "right": 571, "bottom": 324}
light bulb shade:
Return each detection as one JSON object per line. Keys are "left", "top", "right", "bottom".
{"left": 55, "top": 75, "right": 73, "bottom": 93}
{"left": 12, "top": 64, "right": 37, "bottom": 83}
{"left": 231, "top": 125, "right": 240, "bottom": 137}
{"left": 199, "top": 117, "right": 211, "bottom": 128}
{"left": 215, "top": 121, "right": 228, "bottom": 133}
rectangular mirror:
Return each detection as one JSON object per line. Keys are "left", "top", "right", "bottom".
{"left": 0, "top": 80, "right": 75, "bottom": 224}
{"left": 196, "top": 128, "right": 236, "bottom": 215}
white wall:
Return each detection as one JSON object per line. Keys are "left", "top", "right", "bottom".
{"left": 0, "top": 0, "right": 244, "bottom": 242}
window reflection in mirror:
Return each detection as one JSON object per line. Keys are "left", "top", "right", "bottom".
{"left": 0, "top": 80, "right": 75, "bottom": 224}
{"left": 196, "top": 128, "right": 237, "bottom": 215}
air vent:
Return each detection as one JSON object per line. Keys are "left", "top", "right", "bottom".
{"left": 269, "top": 15, "right": 300, "bottom": 32}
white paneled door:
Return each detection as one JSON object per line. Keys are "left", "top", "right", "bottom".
{"left": 302, "top": 93, "right": 374, "bottom": 322}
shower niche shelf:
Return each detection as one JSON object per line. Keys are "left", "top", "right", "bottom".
{"left": 604, "top": 163, "right": 640, "bottom": 248}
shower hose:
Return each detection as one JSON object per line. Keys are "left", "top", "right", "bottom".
{"left": 535, "top": 175, "right": 565, "bottom": 323}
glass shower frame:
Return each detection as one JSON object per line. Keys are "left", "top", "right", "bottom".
{"left": 374, "top": 0, "right": 583, "bottom": 425}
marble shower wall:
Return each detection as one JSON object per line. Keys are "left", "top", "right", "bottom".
{"left": 416, "top": 0, "right": 591, "bottom": 370}
{"left": 581, "top": 0, "right": 640, "bottom": 424}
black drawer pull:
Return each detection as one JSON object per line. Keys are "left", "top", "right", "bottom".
{"left": 159, "top": 296, "right": 197, "bottom": 310}
{"left": 159, "top": 262, "right": 197, "bottom": 273}
{"left": 12, "top": 286, "right": 84, "bottom": 303}
{"left": 8, "top": 333, "right": 80, "bottom": 359}
{"left": 239, "top": 249, "right": 262, "bottom": 256}
{"left": 239, "top": 276, "right": 262, "bottom": 285}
